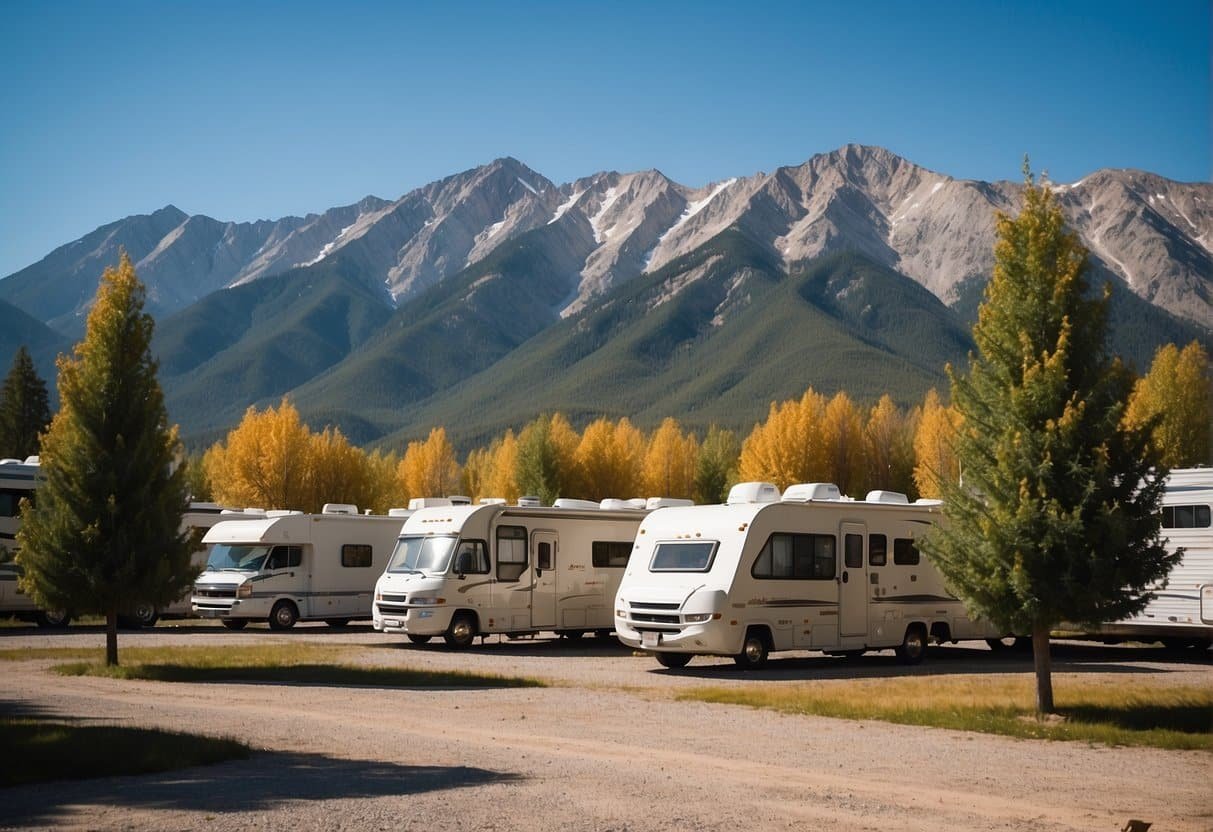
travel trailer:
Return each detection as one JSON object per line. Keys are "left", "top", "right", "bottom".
{"left": 372, "top": 497, "right": 690, "bottom": 646}
{"left": 614, "top": 482, "right": 1002, "bottom": 669}
{"left": 1085, "top": 467, "right": 1212, "bottom": 649}
{"left": 193, "top": 505, "right": 405, "bottom": 629}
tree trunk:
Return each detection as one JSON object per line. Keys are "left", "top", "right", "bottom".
{"left": 1032, "top": 623, "right": 1053, "bottom": 714}
{"left": 105, "top": 609, "right": 119, "bottom": 666}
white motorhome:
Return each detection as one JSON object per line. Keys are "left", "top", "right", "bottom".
{"left": 372, "top": 497, "right": 689, "bottom": 647}
{"left": 193, "top": 505, "right": 405, "bottom": 629}
{"left": 0, "top": 458, "right": 68, "bottom": 627}
{"left": 615, "top": 482, "right": 1002, "bottom": 669}
{"left": 1085, "top": 467, "right": 1212, "bottom": 649}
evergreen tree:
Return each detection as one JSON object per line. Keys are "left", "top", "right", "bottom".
{"left": 16, "top": 254, "right": 193, "bottom": 665}
{"left": 515, "top": 415, "right": 564, "bottom": 505}
{"left": 920, "top": 168, "right": 1176, "bottom": 714}
{"left": 0, "top": 345, "right": 52, "bottom": 460}
{"left": 694, "top": 425, "right": 739, "bottom": 504}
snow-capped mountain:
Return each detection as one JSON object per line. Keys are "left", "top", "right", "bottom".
{"left": 2, "top": 146, "right": 1208, "bottom": 337}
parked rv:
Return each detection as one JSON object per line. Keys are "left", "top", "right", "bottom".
{"left": 373, "top": 497, "right": 690, "bottom": 646}
{"left": 1081, "top": 467, "right": 1212, "bottom": 649}
{"left": 615, "top": 482, "right": 1003, "bottom": 669}
{"left": 0, "top": 458, "right": 68, "bottom": 627}
{"left": 193, "top": 504, "right": 405, "bottom": 629}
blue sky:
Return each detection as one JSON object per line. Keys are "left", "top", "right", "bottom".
{"left": 1, "top": 0, "right": 1208, "bottom": 277}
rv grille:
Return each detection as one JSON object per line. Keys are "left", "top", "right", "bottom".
{"left": 380, "top": 593, "right": 408, "bottom": 603}
{"left": 377, "top": 603, "right": 409, "bottom": 616}
{"left": 194, "top": 585, "right": 237, "bottom": 599}
{"left": 630, "top": 612, "right": 681, "bottom": 625}
{"left": 627, "top": 601, "right": 680, "bottom": 610}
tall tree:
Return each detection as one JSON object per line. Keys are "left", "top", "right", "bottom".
{"left": 912, "top": 389, "right": 961, "bottom": 499}
{"left": 920, "top": 169, "right": 1175, "bottom": 714}
{"left": 516, "top": 414, "right": 579, "bottom": 505}
{"left": 642, "top": 418, "right": 699, "bottom": 500}
{"left": 694, "top": 425, "right": 739, "bottom": 504}
{"left": 0, "top": 345, "right": 52, "bottom": 460}
{"left": 1123, "top": 341, "right": 1212, "bottom": 468}
{"left": 203, "top": 398, "right": 314, "bottom": 510}
{"left": 399, "top": 427, "right": 462, "bottom": 499}
{"left": 16, "top": 254, "right": 193, "bottom": 665}
{"left": 864, "top": 395, "right": 918, "bottom": 498}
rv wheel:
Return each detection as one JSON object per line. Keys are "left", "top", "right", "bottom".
{"left": 406, "top": 634, "right": 432, "bottom": 644}
{"left": 123, "top": 602, "right": 158, "bottom": 629}
{"left": 324, "top": 618, "right": 351, "bottom": 628}
{"left": 221, "top": 619, "right": 248, "bottom": 630}
{"left": 34, "top": 610, "right": 70, "bottom": 629}
{"left": 444, "top": 612, "right": 477, "bottom": 649}
{"left": 269, "top": 601, "right": 299, "bottom": 631}
{"left": 895, "top": 625, "right": 927, "bottom": 665}
{"left": 656, "top": 652, "right": 692, "bottom": 669}
{"left": 734, "top": 629, "right": 770, "bottom": 670}
{"left": 562, "top": 630, "right": 585, "bottom": 641}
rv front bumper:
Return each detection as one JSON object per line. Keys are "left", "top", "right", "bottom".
{"left": 373, "top": 601, "right": 454, "bottom": 635}
{"left": 615, "top": 607, "right": 737, "bottom": 655}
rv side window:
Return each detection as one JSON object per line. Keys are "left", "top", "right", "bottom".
{"left": 845, "top": 534, "right": 863, "bottom": 568}
{"left": 752, "top": 533, "right": 835, "bottom": 580}
{"left": 497, "top": 526, "right": 528, "bottom": 581}
{"left": 454, "top": 540, "right": 490, "bottom": 574}
{"left": 1162, "top": 505, "right": 1211, "bottom": 529}
{"left": 592, "top": 541, "right": 633, "bottom": 568}
{"left": 341, "top": 544, "right": 373, "bottom": 568}
{"left": 0, "top": 490, "right": 24, "bottom": 517}
{"left": 650, "top": 541, "right": 717, "bottom": 572}
{"left": 893, "top": 538, "right": 919, "bottom": 565}
{"left": 267, "top": 546, "right": 302, "bottom": 569}
{"left": 869, "top": 534, "right": 887, "bottom": 566}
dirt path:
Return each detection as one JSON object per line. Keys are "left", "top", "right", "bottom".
{"left": 1, "top": 627, "right": 1210, "bottom": 831}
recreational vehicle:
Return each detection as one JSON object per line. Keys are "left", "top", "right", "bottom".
{"left": 193, "top": 505, "right": 405, "bottom": 629}
{"left": 372, "top": 497, "right": 689, "bottom": 646}
{"left": 0, "top": 457, "right": 68, "bottom": 626}
{"left": 614, "top": 482, "right": 1002, "bottom": 669}
{"left": 1085, "top": 467, "right": 1212, "bottom": 649}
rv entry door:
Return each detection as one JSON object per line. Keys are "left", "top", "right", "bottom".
{"left": 531, "top": 530, "right": 558, "bottom": 629}
{"left": 840, "top": 524, "right": 868, "bottom": 638}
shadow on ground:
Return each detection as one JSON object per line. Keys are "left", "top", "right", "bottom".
{"left": 0, "top": 747, "right": 520, "bottom": 828}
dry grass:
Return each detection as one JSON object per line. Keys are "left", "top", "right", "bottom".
{"left": 679, "top": 675, "right": 1213, "bottom": 750}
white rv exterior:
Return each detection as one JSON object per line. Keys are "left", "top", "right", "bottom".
{"left": 193, "top": 506, "right": 404, "bottom": 629}
{"left": 615, "top": 482, "right": 1001, "bottom": 669}
{"left": 372, "top": 499, "right": 682, "bottom": 646}
{"left": 0, "top": 458, "right": 69, "bottom": 627}
{"left": 1088, "top": 467, "right": 1213, "bottom": 648}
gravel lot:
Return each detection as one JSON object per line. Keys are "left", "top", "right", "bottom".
{"left": 1, "top": 621, "right": 1210, "bottom": 832}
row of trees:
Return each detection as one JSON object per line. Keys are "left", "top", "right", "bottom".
{"left": 195, "top": 337, "right": 1209, "bottom": 515}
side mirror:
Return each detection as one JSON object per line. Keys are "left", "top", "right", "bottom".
{"left": 454, "top": 551, "right": 473, "bottom": 577}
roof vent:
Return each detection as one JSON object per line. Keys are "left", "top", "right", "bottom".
{"left": 727, "top": 482, "right": 782, "bottom": 505}
{"left": 0, "top": 459, "right": 21, "bottom": 465}
{"left": 388, "top": 508, "right": 412, "bottom": 517}
{"left": 553, "top": 498, "right": 601, "bottom": 510}
{"left": 409, "top": 497, "right": 453, "bottom": 510}
{"left": 322, "top": 503, "right": 359, "bottom": 515}
{"left": 478, "top": 497, "right": 507, "bottom": 505}
{"left": 517, "top": 495, "right": 543, "bottom": 508}
{"left": 448, "top": 495, "right": 472, "bottom": 506}
{"left": 782, "top": 483, "right": 841, "bottom": 502}
{"left": 865, "top": 490, "right": 909, "bottom": 504}
{"left": 914, "top": 498, "right": 944, "bottom": 506}
{"left": 646, "top": 497, "right": 694, "bottom": 509}
{"left": 266, "top": 509, "right": 303, "bottom": 517}
{"left": 23, "top": 456, "right": 39, "bottom": 465}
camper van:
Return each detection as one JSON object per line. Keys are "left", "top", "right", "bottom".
{"left": 193, "top": 505, "right": 405, "bottom": 629}
{"left": 614, "top": 482, "right": 1002, "bottom": 669}
{"left": 1085, "top": 467, "right": 1212, "bottom": 649}
{"left": 372, "top": 497, "right": 689, "bottom": 646}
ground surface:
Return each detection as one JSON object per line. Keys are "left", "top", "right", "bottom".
{"left": 0, "top": 622, "right": 1209, "bottom": 832}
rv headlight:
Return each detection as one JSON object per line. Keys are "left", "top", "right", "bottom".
{"left": 683, "top": 613, "right": 719, "bottom": 624}
{"left": 410, "top": 596, "right": 445, "bottom": 606}
{"left": 236, "top": 583, "right": 252, "bottom": 599}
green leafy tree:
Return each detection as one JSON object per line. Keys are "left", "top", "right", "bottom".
{"left": 16, "top": 254, "right": 193, "bottom": 666}
{"left": 0, "top": 345, "right": 52, "bottom": 459}
{"left": 920, "top": 167, "right": 1175, "bottom": 715}
{"left": 694, "top": 425, "right": 739, "bottom": 504}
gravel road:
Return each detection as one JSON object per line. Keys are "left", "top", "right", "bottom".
{"left": 1, "top": 622, "right": 1210, "bottom": 832}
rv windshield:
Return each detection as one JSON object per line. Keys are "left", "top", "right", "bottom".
{"left": 206, "top": 544, "right": 270, "bottom": 572}
{"left": 650, "top": 541, "right": 718, "bottom": 572}
{"left": 387, "top": 535, "right": 457, "bottom": 574}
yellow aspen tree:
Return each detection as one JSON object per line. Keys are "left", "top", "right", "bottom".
{"left": 1123, "top": 341, "right": 1212, "bottom": 467}
{"left": 642, "top": 417, "right": 699, "bottom": 499}
{"left": 204, "top": 398, "right": 313, "bottom": 510}
{"left": 305, "top": 426, "right": 374, "bottom": 513}
{"left": 398, "top": 427, "right": 461, "bottom": 499}
{"left": 462, "top": 444, "right": 493, "bottom": 503}
{"left": 486, "top": 430, "right": 520, "bottom": 503}
{"left": 575, "top": 417, "right": 644, "bottom": 500}
{"left": 821, "top": 391, "right": 866, "bottom": 495}
{"left": 912, "top": 389, "right": 961, "bottom": 498}
{"left": 548, "top": 413, "right": 582, "bottom": 496}
{"left": 864, "top": 395, "right": 918, "bottom": 497}
{"left": 364, "top": 449, "right": 403, "bottom": 513}
{"left": 738, "top": 388, "right": 827, "bottom": 489}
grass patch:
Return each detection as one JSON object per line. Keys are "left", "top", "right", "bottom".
{"left": 45, "top": 643, "right": 545, "bottom": 689}
{"left": 678, "top": 676, "right": 1213, "bottom": 750}
{"left": 0, "top": 718, "right": 249, "bottom": 787}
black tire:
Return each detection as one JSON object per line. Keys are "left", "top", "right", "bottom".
{"left": 221, "top": 618, "right": 249, "bottom": 630}
{"left": 121, "top": 602, "right": 158, "bottom": 629}
{"left": 734, "top": 629, "right": 770, "bottom": 670}
{"left": 268, "top": 601, "right": 298, "bottom": 631}
{"left": 656, "top": 652, "right": 692, "bottom": 669}
{"left": 986, "top": 636, "right": 1017, "bottom": 651}
{"left": 34, "top": 609, "right": 70, "bottom": 629}
{"left": 562, "top": 630, "right": 585, "bottom": 641}
{"left": 895, "top": 625, "right": 928, "bottom": 665}
{"left": 406, "top": 634, "right": 433, "bottom": 645}
{"left": 443, "top": 612, "right": 477, "bottom": 649}
{"left": 324, "top": 618, "right": 351, "bottom": 628}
